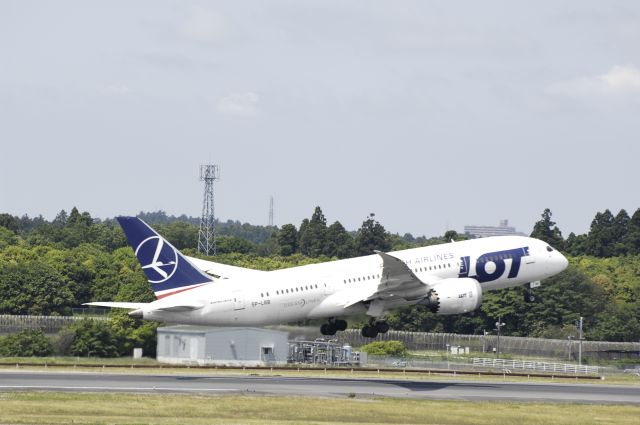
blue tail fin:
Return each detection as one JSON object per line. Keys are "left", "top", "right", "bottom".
{"left": 117, "top": 216, "right": 213, "bottom": 299}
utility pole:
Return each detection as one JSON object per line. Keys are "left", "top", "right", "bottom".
{"left": 578, "top": 316, "right": 584, "bottom": 366}
{"left": 268, "top": 196, "right": 274, "bottom": 227}
{"left": 495, "top": 318, "right": 505, "bottom": 359}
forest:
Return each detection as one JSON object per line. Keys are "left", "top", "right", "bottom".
{"left": 0, "top": 206, "right": 639, "bottom": 357}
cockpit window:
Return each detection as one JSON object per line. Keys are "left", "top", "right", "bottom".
{"left": 546, "top": 246, "right": 554, "bottom": 252}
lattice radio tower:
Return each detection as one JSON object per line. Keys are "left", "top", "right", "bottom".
{"left": 198, "top": 164, "right": 220, "bottom": 256}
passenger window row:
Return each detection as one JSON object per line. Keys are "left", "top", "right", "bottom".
{"left": 412, "top": 263, "right": 453, "bottom": 273}
{"left": 266, "top": 283, "right": 321, "bottom": 298}
{"left": 343, "top": 274, "right": 381, "bottom": 284}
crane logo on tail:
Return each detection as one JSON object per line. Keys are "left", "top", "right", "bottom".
{"left": 135, "top": 236, "right": 179, "bottom": 283}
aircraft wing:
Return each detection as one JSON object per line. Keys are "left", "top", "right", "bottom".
{"left": 186, "top": 256, "right": 267, "bottom": 280}
{"left": 344, "top": 251, "right": 438, "bottom": 308}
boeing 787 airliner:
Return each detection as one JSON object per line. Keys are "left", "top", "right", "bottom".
{"left": 87, "top": 217, "right": 568, "bottom": 337}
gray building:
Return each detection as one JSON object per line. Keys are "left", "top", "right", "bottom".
{"left": 464, "top": 219, "right": 527, "bottom": 238}
{"left": 157, "top": 326, "right": 289, "bottom": 366}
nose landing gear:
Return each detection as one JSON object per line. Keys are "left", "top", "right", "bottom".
{"left": 524, "top": 290, "right": 536, "bottom": 303}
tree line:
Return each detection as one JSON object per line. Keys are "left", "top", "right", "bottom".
{"left": 0, "top": 206, "right": 639, "bottom": 353}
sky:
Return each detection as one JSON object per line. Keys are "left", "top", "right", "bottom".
{"left": 1, "top": 1, "right": 639, "bottom": 238}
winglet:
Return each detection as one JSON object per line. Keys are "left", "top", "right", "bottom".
{"left": 117, "top": 217, "right": 213, "bottom": 299}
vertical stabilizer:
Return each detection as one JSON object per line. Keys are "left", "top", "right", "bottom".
{"left": 117, "top": 217, "right": 213, "bottom": 299}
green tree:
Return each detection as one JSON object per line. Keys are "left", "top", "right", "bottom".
{"left": 355, "top": 214, "right": 390, "bottom": 255}
{"left": 590, "top": 303, "right": 640, "bottom": 342}
{"left": 217, "top": 235, "right": 257, "bottom": 254}
{"left": 482, "top": 267, "right": 605, "bottom": 336}
{"left": 584, "top": 209, "right": 615, "bottom": 257}
{"left": 69, "top": 319, "right": 121, "bottom": 357}
{"left": 298, "top": 207, "right": 328, "bottom": 257}
{"left": 109, "top": 312, "right": 158, "bottom": 357}
{"left": 155, "top": 221, "right": 198, "bottom": 250}
{"left": 277, "top": 224, "right": 298, "bottom": 256}
{"left": 0, "top": 226, "right": 20, "bottom": 249}
{"left": 610, "top": 209, "right": 630, "bottom": 256}
{"left": 0, "top": 257, "right": 75, "bottom": 315}
{"left": 0, "top": 329, "right": 53, "bottom": 357}
{"left": 565, "top": 232, "right": 588, "bottom": 256}
{"left": 325, "top": 221, "right": 356, "bottom": 259}
{"left": 0, "top": 213, "right": 20, "bottom": 233}
{"left": 623, "top": 208, "right": 640, "bottom": 255}
{"left": 530, "top": 208, "right": 564, "bottom": 250}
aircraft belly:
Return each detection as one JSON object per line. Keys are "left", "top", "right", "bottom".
{"left": 307, "top": 299, "right": 366, "bottom": 319}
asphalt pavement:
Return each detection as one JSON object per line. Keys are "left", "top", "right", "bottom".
{"left": 1, "top": 371, "right": 639, "bottom": 404}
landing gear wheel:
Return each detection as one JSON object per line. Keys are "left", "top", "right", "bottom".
{"left": 320, "top": 323, "right": 336, "bottom": 336}
{"left": 524, "top": 292, "right": 536, "bottom": 303}
{"left": 361, "top": 325, "right": 379, "bottom": 338}
{"left": 375, "top": 321, "right": 389, "bottom": 334}
{"left": 335, "top": 319, "right": 347, "bottom": 331}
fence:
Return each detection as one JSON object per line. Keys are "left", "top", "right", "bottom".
{"left": 472, "top": 357, "right": 600, "bottom": 375}
{"left": 0, "top": 315, "right": 109, "bottom": 335}
{"left": 329, "top": 329, "right": 640, "bottom": 361}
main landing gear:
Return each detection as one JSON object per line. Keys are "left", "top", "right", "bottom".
{"left": 361, "top": 320, "right": 390, "bottom": 338}
{"left": 320, "top": 319, "right": 348, "bottom": 336}
{"left": 319, "top": 318, "right": 391, "bottom": 338}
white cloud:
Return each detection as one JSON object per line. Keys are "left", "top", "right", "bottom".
{"left": 600, "top": 65, "right": 640, "bottom": 91}
{"left": 180, "top": 6, "right": 226, "bottom": 44}
{"left": 216, "top": 92, "right": 259, "bottom": 116}
{"left": 547, "top": 65, "right": 640, "bottom": 97}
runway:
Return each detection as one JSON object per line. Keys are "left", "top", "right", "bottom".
{"left": 0, "top": 371, "right": 638, "bottom": 403}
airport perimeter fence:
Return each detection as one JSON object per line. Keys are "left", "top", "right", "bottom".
{"left": 333, "top": 329, "right": 640, "bottom": 362}
{"left": 0, "top": 315, "right": 109, "bottom": 335}
{"left": 365, "top": 355, "right": 601, "bottom": 375}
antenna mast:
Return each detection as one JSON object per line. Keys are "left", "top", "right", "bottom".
{"left": 198, "top": 164, "right": 220, "bottom": 256}
{"left": 269, "top": 196, "right": 274, "bottom": 227}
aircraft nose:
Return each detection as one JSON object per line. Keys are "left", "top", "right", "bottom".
{"left": 554, "top": 251, "right": 569, "bottom": 273}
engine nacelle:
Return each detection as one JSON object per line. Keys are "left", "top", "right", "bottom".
{"left": 420, "top": 278, "right": 482, "bottom": 315}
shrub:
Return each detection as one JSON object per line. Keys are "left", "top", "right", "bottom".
{"left": 0, "top": 329, "right": 53, "bottom": 357}
{"left": 359, "top": 340, "right": 407, "bottom": 357}
{"left": 69, "top": 319, "right": 120, "bottom": 357}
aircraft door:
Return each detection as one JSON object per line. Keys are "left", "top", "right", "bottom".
{"left": 233, "top": 289, "right": 245, "bottom": 311}
{"left": 322, "top": 276, "right": 333, "bottom": 295}
{"left": 525, "top": 247, "right": 535, "bottom": 264}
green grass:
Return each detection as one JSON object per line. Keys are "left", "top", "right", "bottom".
{"left": 0, "top": 356, "right": 161, "bottom": 366}
{"left": 0, "top": 392, "right": 638, "bottom": 425}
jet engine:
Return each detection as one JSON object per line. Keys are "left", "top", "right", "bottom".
{"left": 420, "top": 278, "right": 482, "bottom": 315}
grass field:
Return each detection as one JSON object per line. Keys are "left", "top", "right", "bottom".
{"left": 0, "top": 392, "right": 638, "bottom": 425}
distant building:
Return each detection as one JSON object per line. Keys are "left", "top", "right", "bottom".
{"left": 464, "top": 220, "right": 527, "bottom": 239}
{"left": 157, "top": 326, "right": 289, "bottom": 366}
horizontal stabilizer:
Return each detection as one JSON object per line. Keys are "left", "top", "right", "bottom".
{"left": 83, "top": 302, "right": 148, "bottom": 310}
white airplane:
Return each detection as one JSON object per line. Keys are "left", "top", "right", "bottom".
{"left": 86, "top": 217, "right": 568, "bottom": 337}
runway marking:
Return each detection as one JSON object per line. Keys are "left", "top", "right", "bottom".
{"left": 0, "top": 386, "right": 237, "bottom": 392}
